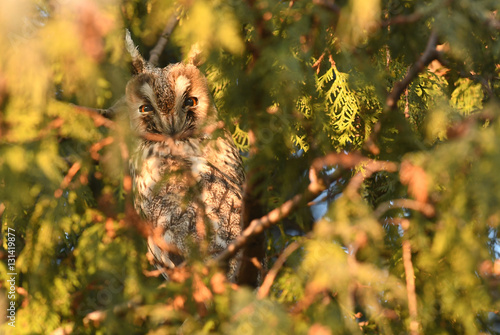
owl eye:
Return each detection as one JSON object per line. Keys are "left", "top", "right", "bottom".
{"left": 139, "top": 104, "right": 154, "bottom": 114}
{"left": 183, "top": 97, "right": 198, "bottom": 107}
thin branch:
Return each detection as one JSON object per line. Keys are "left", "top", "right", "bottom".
{"left": 384, "top": 217, "right": 410, "bottom": 230}
{"left": 446, "top": 109, "right": 496, "bottom": 139}
{"left": 364, "top": 31, "right": 440, "bottom": 154}
{"left": 437, "top": 54, "right": 495, "bottom": 99}
{"left": 73, "top": 104, "right": 116, "bottom": 129}
{"left": 148, "top": 8, "right": 181, "bottom": 66}
{"left": 402, "top": 240, "right": 420, "bottom": 335}
{"left": 290, "top": 282, "right": 326, "bottom": 315}
{"left": 83, "top": 299, "right": 141, "bottom": 327}
{"left": 312, "top": 52, "right": 326, "bottom": 74}
{"left": 386, "top": 31, "right": 439, "bottom": 109}
{"left": 54, "top": 161, "right": 81, "bottom": 198}
{"left": 215, "top": 153, "right": 398, "bottom": 264}
{"left": 381, "top": 12, "right": 423, "bottom": 27}
{"left": 215, "top": 192, "right": 306, "bottom": 264}
{"left": 257, "top": 240, "right": 302, "bottom": 299}
{"left": 373, "top": 199, "right": 435, "bottom": 218}
{"left": 344, "top": 160, "right": 398, "bottom": 198}
{"left": 312, "top": 0, "right": 340, "bottom": 13}
{"left": 311, "top": 152, "right": 366, "bottom": 172}
{"left": 89, "top": 136, "right": 114, "bottom": 160}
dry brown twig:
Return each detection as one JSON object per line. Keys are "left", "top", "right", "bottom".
{"left": 54, "top": 161, "right": 82, "bottom": 198}
{"left": 373, "top": 199, "right": 435, "bottom": 218}
{"left": 364, "top": 31, "right": 441, "bottom": 155}
{"left": 344, "top": 160, "right": 398, "bottom": 198}
{"left": 214, "top": 153, "right": 399, "bottom": 264}
{"left": 312, "top": 0, "right": 340, "bottom": 13}
{"left": 257, "top": 240, "right": 302, "bottom": 299}
{"left": 83, "top": 299, "right": 141, "bottom": 327}
{"left": 73, "top": 104, "right": 116, "bottom": 129}
{"left": 89, "top": 136, "right": 114, "bottom": 160}
{"left": 381, "top": 11, "right": 423, "bottom": 28}
{"left": 386, "top": 31, "right": 439, "bottom": 109}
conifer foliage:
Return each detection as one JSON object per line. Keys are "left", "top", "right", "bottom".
{"left": 1, "top": 0, "right": 499, "bottom": 334}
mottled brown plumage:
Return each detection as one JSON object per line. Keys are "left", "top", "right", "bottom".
{"left": 124, "top": 33, "right": 244, "bottom": 280}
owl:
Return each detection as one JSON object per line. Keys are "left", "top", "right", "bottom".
{"left": 124, "top": 33, "right": 244, "bottom": 280}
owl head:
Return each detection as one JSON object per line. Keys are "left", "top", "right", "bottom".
{"left": 124, "top": 32, "right": 216, "bottom": 139}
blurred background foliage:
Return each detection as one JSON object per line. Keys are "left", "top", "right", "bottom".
{"left": 0, "top": 0, "right": 499, "bottom": 334}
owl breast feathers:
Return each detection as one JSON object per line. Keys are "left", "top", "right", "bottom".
{"left": 124, "top": 39, "right": 244, "bottom": 280}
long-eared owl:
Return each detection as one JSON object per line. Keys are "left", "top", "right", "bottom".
{"left": 124, "top": 33, "right": 244, "bottom": 280}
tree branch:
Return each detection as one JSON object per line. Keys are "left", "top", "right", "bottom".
{"left": 364, "top": 31, "right": 440, "bottom": 154}
{"left": 148, "top": 8, "right": 181, "bottom": 66}
{"left": 312, "top": 0, "right": 340, "bottom": 13}
{"left": 83, "top": 299, "right": 141, "bottom": 327}
{"left": 54, "top": 161, "right": 81, "bottom": 198}
{"left": 344, "top": 160, "right": 398, "bottom": 198}
{"left": 386, "top": 31, "right": 439, "bottom": 109}
{"left": 381, "top": 12, "right": 423, "bottom": 27}
{"left": 257, "top": 240, "right": 302, "bottom": 299}
{"left": 73, "top": 104, "right": 116, "bottom": 129}
{"left": 373, "top": 198, "right": 435, "bottom": 218}
{"left": 436, "top": 54, "right": 495, "bottom": 99}
{"left": 214, "top": 153, "right": 398, "bottom": 264}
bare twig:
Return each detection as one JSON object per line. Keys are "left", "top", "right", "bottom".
{"left": 435, "top": 53, "right": 496, "bottom": 99}
{"left": 89, "top": 136, "right": 114, "bottom": 160}
{"left": 373, "top": 199, "right": 435, "bottom": 218}
{"left": 73, "top": 104, "right": 116, "bottom": 129}
{"left": 310, "top": 152, "right": 365, "bottom": 172}
{"left": 384, "top": 217, "right": 410, "bottom": 230}
{"left": 148, "top": 8, "right": 181, "bottom": 66}
{"left": 215, "top": 153, "right": 398, "bottom": 264}
{"left": 344, "top": 160, "right": 398, "bottom": 198}
{"left": 290, "top": 282, "right": 326, "bottom": 315}
{"left": 312, "top": 0, "right": 340, "bottom": 13}
{"left": 216, "top": 193, "right": 305, "bottom": 264}
{"left": 83, "top": 299, "right": 141, "bottom": 326}
{"left": 386, "top": 31, "right": 439, "bottom": 109}
{"left": 257, "top": 240, "right": 302, "bottom": 299}
{"left": 364, "top": 31, "right": 440, "bottom": 154}
{"left": 54, "top": 161, "right": 81, "bottom": 198}
{"left": 312, "top": 52, "right": 326, "bottom": 74}
{"left": 402, "top": 240, "right": 420, "bottom": 335}
{"left": 381, "top": 12, "right": 423, "bottom": 27}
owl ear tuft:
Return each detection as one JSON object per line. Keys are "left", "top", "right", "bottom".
{"left": 187, "top": 43, "right": 204, "bottom": 67}
{"left": 125, "top": 29, "right": 146, "bottom": 74}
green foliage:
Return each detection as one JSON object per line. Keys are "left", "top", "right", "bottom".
{"left": 1, "top": 0, "right": 500, "bottom": 334}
